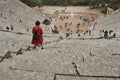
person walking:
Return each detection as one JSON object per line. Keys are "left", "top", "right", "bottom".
{"left": 31, "top": 21, "right": 44, "bottom": 49}
{"left": 104, "top": 30, "right": 108, "bottom": 39}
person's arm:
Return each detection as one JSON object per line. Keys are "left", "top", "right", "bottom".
{"left": 41, "top": 28, "right": 43, "bottom": 35}
{"left": 39, "top": 27, "right": 43, "bottom": 35}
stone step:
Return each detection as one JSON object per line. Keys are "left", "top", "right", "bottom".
{"left": 0, "top": 50, "right": 11, "bottom": 62}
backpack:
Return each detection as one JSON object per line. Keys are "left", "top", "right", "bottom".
{"left": 33, "top": 29, "right": 39, "bottom": 41}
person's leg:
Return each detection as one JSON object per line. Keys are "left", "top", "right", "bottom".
{"left": 41, "top": 43, "right": 44, "bottom": 49}
{"left": 38, "top": 44, "right": 44, "bottom": 49}
{"left": 33, "top": 45, "right": 37, "bottom": 49}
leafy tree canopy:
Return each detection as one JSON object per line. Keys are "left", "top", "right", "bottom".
{"left": 20, "top": 0, "right": 120, "bottom": 10}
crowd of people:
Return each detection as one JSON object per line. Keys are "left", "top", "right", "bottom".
{"left": 0, "top": 20, "right": 117, "bottom": 51}
{"left": 99, "top": 29, "right": 116, "bottom": 39}
{"left": 0, "top": 25, "right": 14, "bottom": 31}
{"left": 103, "top": 30, "right": 116, "bottom": 39}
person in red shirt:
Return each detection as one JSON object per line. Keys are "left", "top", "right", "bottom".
{"left": 31, "top": 21, "right": 44, "bottom": 49}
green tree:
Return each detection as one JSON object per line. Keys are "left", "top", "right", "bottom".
{"left": 20, "top": 0, "right": 120, "bottom": 9}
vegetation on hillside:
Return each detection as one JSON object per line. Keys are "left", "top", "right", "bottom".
{"left": 20, "top": 0, "right": 120, "bottom": 13}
